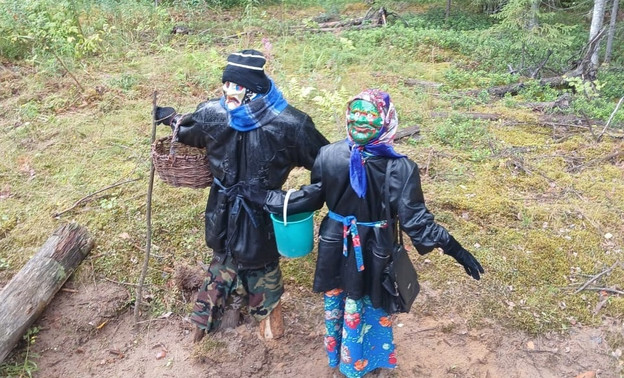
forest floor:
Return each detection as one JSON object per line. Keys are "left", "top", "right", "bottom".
{"left": 22, "top": 277, "right": 621, "bottom": 378}
{"left": 1, "top": 3, "right": 623, "bottom": 378}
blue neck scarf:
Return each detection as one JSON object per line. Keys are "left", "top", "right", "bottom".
{"left": 348, "top": 140, "right": 406, "bottom": 198}
{"left": 220, "top": 79, "right": 289, "bottom": 132}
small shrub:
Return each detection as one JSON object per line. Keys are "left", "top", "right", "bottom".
{"left": 431, "top": 115, "right": 492, "bottom": 160}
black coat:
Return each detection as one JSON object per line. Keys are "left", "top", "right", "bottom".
{"left": 265, "top": 140, "right": 457, "bottom": 302}
{"left": 176, "top": 99, "right": 329, "bottom": 269}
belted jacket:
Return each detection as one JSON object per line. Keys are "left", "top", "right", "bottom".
{"left": 265, "top": 140, "right": 457, "bottom": 301}
{"left": 175, "top": 99, "right": 329, "bottom": 269}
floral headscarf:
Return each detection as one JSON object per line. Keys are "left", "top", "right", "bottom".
{"left": 346, "top": 89, "right": 406, "bottom": 198}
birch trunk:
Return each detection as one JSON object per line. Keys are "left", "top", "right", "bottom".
{"left": 589, "top": 0, "right": 607, "bottom": 67}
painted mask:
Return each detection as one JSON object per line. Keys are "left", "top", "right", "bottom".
{"left": 347, "top": 99, "right": 383, "bottom": 144}
{"left": 223, "top": 81, "right": 247, "bottom": 109}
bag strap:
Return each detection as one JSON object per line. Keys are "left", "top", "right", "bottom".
{"left": 383, "top": 160, "right": 403, "bottom": 245}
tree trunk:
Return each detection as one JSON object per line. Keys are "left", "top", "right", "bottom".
{"left": 589, "top": 0, "right": 607, "bottom": 67}
{"left": 0, "top": 223, "right": 94, "bottom": 363}
{"left": 604, "top": 0, "right": 620, "bottom": 63}
{"left": 528, "top": 0, "right": 540, "bottom": 30}
{"left": 445, "top": 0, "right": 452, "bottom": 22}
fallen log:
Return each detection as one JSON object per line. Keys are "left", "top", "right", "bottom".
{"left": 395, "top": 125, "right": 421, "bottom": 141}
{"left": 0, "top": 223, "right": 94, "bottom": 363}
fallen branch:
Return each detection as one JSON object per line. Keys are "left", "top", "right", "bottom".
{"left": 464, "top": 76, "right": 571, "bottom": 98}
{"left": 597, "top": 95, "right": 624, "bottom": 142}
{"left": 53, "top": 178, "right": 140, "bottom": 218}
{"left": 51, "top": 49, "right": 84, "bottom": 93}
{"left": 568, "top": 149, "right": 624, "bottom": 173}
{"left": 530, "top": 50, "right": 553, "bottom": 79}
{"left": 523, "top": 94, "right": 571, "bottom": 112}
{"left": 582, "top": 287, "right": 624, "bottom": 295}
{"left": 574, "top": 261, "right": 621, "bottom": 294}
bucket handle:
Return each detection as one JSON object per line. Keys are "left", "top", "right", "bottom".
{"left": 283, "top": 189, "right": 296, "bottom": 226}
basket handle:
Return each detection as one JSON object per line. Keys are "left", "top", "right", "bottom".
{"left": 169, "top": 119, "right": 180, "bottom": 156}
{"left": 283, "top": 189, "right": 296, "bottom": 226}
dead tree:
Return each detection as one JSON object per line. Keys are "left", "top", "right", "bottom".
{"left": 466, "top": 29, "right": 607, "bottom": 99}
{"left": 0, "top": 223, "right": 94, "bottom": 363}
{"left": 604, "top": 0, "right": 620, "bottom": 64}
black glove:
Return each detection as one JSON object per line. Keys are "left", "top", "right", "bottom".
{"left": 155, "top": 106, "right": 177, "bottom": 126}
{"left": 444, "top": 236, "right": 484, "bottom": 280}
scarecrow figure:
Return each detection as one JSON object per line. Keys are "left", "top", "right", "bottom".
{"left": 264, "top": 89, "right": 484, "bottom": 377}
{"left": 155, "top": 49, "right": 329, "bottom": 341}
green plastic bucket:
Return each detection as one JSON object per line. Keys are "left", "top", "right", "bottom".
{"left": 270, "top": 189, "right": 314, "bottom": 258}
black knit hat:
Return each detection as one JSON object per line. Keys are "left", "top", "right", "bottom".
{"left": 222, "top": 49, "right": 271, "bottom": 94}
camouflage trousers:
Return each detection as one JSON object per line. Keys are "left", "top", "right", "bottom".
{"left": 190, "top": 256, "right": 284, "bottom": 333}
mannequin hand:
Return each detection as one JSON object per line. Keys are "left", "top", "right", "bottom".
{"left": 444, "top": 237, "right": 484, "bottom": 280}
{"left": 155, "top": 106, "right": 177, "bottom": 126}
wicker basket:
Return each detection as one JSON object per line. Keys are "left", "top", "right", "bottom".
{"left": 151, "top": 123, "right": 213, "bottom": 189}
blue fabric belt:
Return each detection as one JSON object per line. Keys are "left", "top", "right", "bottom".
{"left": 328, "top": 210, "right": 387, "bottom": 272}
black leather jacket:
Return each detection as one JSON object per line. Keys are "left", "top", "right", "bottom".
{"left": 265, "top": 140, "right": 456, "bottom": 301}
{"left": 175, "top": 99, "right": 329, "bottom": 269}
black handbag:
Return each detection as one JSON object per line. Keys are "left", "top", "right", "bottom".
{"left": 380, "top": 160, "right": 420, "bottom": 314}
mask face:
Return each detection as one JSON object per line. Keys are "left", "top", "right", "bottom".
{"left": 223, "top": 81, "right": 246, "bottom": 109}
{"left": 347, "top": 99, "right": 383, "bottom": 144}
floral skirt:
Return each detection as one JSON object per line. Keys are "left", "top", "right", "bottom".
{"left": 323, "top": 289, "right": 396, "bottom": 378}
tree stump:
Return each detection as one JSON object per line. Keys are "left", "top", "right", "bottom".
{"left": 0, "top": 223, "right": 94, "bottom": 363}
{"left": 259, "top": 301, "right": 284, "bottom": 340}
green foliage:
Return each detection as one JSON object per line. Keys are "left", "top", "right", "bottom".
{"left": 0, "top": 327, "right": 40, "bottom": 377}
{"left": 443, "top": 68, "right": 518, "bottom": 89}
{"left": 410, "top": 6, "right": 495, "bottom": 30}
{"left": 0, "top": 0, "right": 169, "bottom": 60}
{"left": 0, "top": 0, "right": 101, "bottom": 59}
{"left": 431, "top": 115, "right": 492, "bottom": 161}
{"left": 172, "top": 0, "right": 261, "bottom": 9}
{"left": 563, "top": 76, "right": 624, "bottom": 126}
{"left": 488, "top": 0, "right": 581, "bottom": 73}
{"left": 516, "top": 79, "right": 560, "bottom": 101}
{"left": 596, "top": 69, "right": 624, "bottom": 100}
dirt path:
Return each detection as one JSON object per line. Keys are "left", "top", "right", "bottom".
{"left": 27, "top": 281, "right": 620, "bottom": 378}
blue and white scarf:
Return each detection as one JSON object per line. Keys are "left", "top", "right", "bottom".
{"left": 220, "top": 79, "right": 289, "bottom": 132}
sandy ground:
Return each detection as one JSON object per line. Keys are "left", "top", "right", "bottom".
{"left": 15, "top": 278, "right": 620, "bottom": 378}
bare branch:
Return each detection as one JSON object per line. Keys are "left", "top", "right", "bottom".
{"left": 574, "top": 261, "right": 621, "bottom": 294}
{"left": 53, "top": 178, "right": 140, "bottom": 218}
{"left": 597, "top": 96, "right": 624, "bottom": 141}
